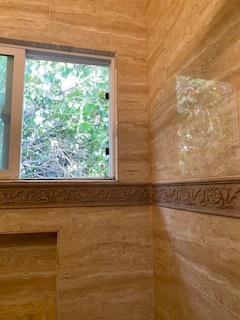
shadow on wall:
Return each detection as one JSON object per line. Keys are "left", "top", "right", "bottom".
{"left": 152, "top": 206, "right": 240, "bottom": 319}
{"left": 152, "top": 2, "right": 240, "bottom": 319}
{"left": 153, "top": 207, "right": 196, "bottom": 319}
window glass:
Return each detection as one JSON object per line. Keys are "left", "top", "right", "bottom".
{"left": 20, "top": 57, "right": 110, "bottom": 179}
{"left": 0, "top": 45, "right": 114, "bottom": 180}
{"left": 0, "top": 55, "right": 13, "bottom": 170}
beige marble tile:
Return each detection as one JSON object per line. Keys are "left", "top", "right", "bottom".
{"left": 165, "top": 1, "right": 239, "bottom": 79}
{"left": 0, "top": 233, "right": 57, "bottom": 317}
{"left": 0, "top": 0, "right": 49, "bottom": 40}
{"left": 154, "top": 259, "right": 240, "bottom": 320}
{"left": 0, "top": 206, "right": 153, "bottom": 319}
{"left": 58, "top": 258, "right": 154, "bottom": 320}
{"left": 148, "top": 43, "right": 166, "bottom": 96}
{"left": 50, "top": 0, "right": 147, "bottom": 29}
{"left": 150, "top": 76, "right": 240, "bottom": 181}
{"left": 0, "top": 0, "right": 150, "bottom": 183}
{"left": 148, "top": 0, "right": 240, "bottom": 182}
{"left": 58, "top": 206, "right": 153, "bottom": 262}
{"left": 122, "top": 208, "right": 152, "bottom": 242}
{"left": 152, "top": 207, "right": 240, "bottom": 317}
{"left": 49, "top": 4, "right": 146, "bottom": 41}
{"left": 0, "top": 311, "right": 56, "bottom": 320}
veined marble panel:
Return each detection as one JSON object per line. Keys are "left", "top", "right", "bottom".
{"left": 0, "top": 206, "right": 154, "bottom": 320}
{"left": 0, "top": 0, "right": 150, "bottom": 183}
{"left": 59, "top": 259, "right": 153, "bottom": 320}
{"left": 154, "top": 259, "right": 240, "bottom": 320}
{"left": 0, "top": 232, "right": 57, "bottom": 318}
{"left": 152, "top": 207, "right": 240, "bottom": 317}
{"left": 148, "top": 0, "right": 240, "bottom": 183}
{"left": 0, "top": 0, "right": 49, "bottom": 41}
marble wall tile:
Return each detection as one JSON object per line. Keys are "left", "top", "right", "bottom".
{"left": 0, "top": 311, "right": 56, "bottom": 320}
{"left": 154, "top": 259, "right": 240, "bottom": 320}
{"left": 0, "top": 0, "right": 50, "bottom": 41}
{"left": 0, "top": 0, "right": 150, "bottom": 182}
{"left": 0, "top": 206, "right": 154, "bottom": 319}
{"left": 152, "top": 207, "right": 240, "bottom": 318}
{"left": 147, "top": 1, "right": 240, "bottom": 315}
{"left": 47, "top": 0, "right": 150, "bottom": 183}
{"left": 123, "top": 208, "right": 152, "bottom": 242}
{"left": 148, "top": 0, "right": 240, "bottom": 182}
{"left": 0, "top": 1, "right": 150, "bottom": 320}
{"left": 59, "top": 258, "right": 153, "bottom": 320}
{"left": 0, "top": 233, "right": 57, "bottom": 318}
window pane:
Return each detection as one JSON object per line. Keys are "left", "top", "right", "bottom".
{"left": 0, "top": 55, "right": 13, "bottom": 170}
{"left": 21, "top": 58, "right": 110, "bottom": 179}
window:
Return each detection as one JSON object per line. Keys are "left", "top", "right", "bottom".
{"left": 0, "top": 45, "right": 115, "bottom": 179}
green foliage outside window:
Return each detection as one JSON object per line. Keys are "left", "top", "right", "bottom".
{"left": 21, "top": 59, "right": 110, "bottom": 178}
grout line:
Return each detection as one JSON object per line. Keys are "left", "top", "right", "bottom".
{"left": 153, "top": 258, "right": 240, "bottom": 319}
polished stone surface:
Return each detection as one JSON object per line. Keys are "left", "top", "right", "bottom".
{"left": 0, "top": 233, "right": 57, "bottom": 319}
{"left": 0, "top": 206, "right": 154, "bottom": 320}
{"left": 0, "top": 3, "right": 153, "bottom": 316}
{"left": 59, "top": 259, "right": 153, "bottom": 319}
{"left": 147, "top": 2, "right": 240, "bottom": 318}
{"left": 0, "top": 0, "right": 150, "bottom": 183}
{"left": 152, "top": 206, "right": 240, "bottom": 319}
{"left": 154, "top": 259, "right": 240, "bottom": 320}
{"left": 148, "top": 0, "right": 240, "bottom": 182}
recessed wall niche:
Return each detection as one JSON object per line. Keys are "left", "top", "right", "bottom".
{"left": 0, "top": 232, "right": 57, "bottom": 319}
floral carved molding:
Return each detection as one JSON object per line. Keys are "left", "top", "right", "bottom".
{"left": 0, "top": 181, "right": 239, "bottom": 217}
{"left": 0, "top": 182, "right": 151, "bottom": 209}
{"left": 152, "top": 181, "right": 240, "bottom": 217}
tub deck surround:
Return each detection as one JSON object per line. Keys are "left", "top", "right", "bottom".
{"left": 0, "top": 180, "right": 240, "bottom": 218}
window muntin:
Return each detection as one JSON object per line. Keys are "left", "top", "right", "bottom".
{"left": 0, "top": 45, "right": 115, "bottom": 180}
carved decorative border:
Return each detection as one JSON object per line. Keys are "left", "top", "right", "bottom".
{"left": 151, "top": 181, "right": 240, "bottom": 217}
{"left": 0, "top": 180, "right": 239, "bottom": 217}
{"left": 0, "top": 181, "right": 150, "bottom": 209}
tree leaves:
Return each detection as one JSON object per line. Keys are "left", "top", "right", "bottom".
{"left": 21, "top": 58, "right": 110, "bottom": 179}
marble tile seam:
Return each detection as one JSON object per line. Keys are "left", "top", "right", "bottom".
{"left": 153, "top": 258, "right": 240, "bottom": 320}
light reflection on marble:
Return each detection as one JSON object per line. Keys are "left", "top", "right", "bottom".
{"left": 148, "top": 0, "right": 240, "bottom": 182}
{"left": 176, "top": 75, "right": 240, "bottom": 177}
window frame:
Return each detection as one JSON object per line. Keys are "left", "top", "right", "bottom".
{"left": 0, "top": 44, "right": 116, "bottom": 180}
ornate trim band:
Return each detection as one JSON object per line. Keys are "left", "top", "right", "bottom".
{"left": 152, "top": 181, "right": 240, "bottom": 218}
{"left": 0, "top": 181, "right": 150, "bottom": 209}
{"left": 0, "top": 181, "right": 239, "bottom": 218}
